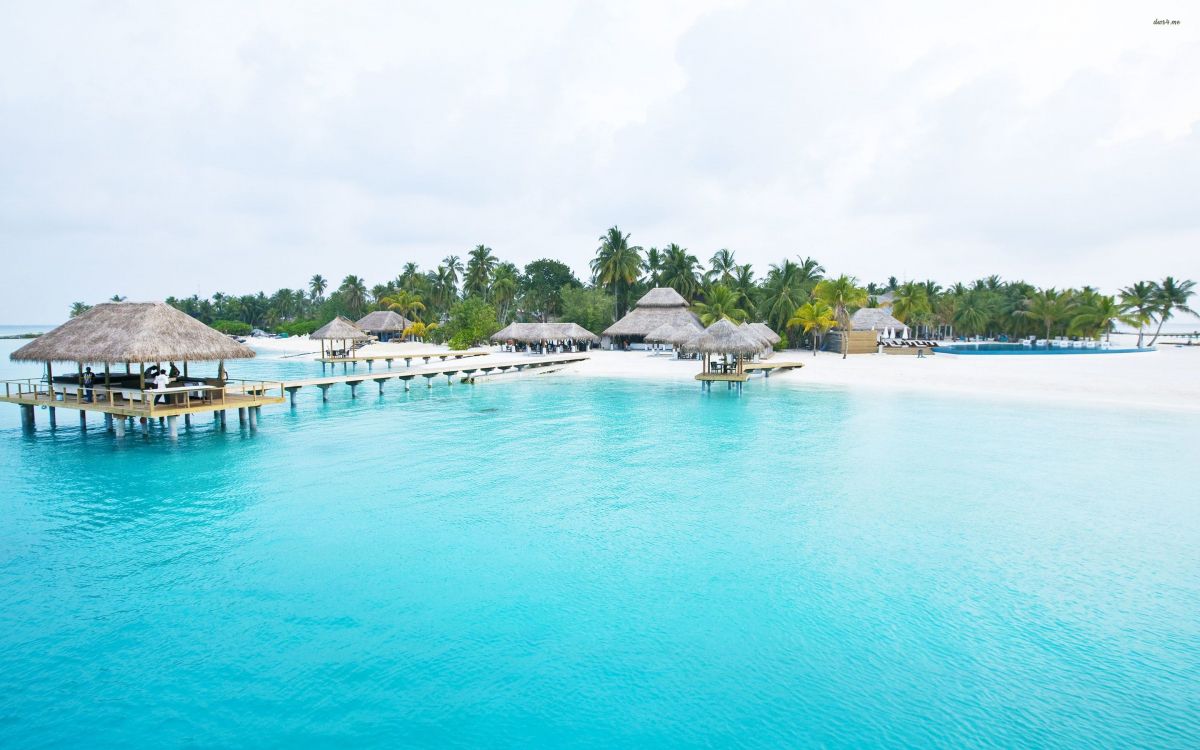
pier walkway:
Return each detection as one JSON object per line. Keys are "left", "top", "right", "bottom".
{"left": 316, "top": 350, "right": 490, "bottom": 366}
{"left": 281, "top": 353, "right": 590, "bottom": 402}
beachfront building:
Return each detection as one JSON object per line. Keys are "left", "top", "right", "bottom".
{"left": 490, "top": 322, "right": 600, "bottom": 352}
{"left": 825, "top": 308, "right": 910, "bottom": 354}
{"left": 311, "top": 316, "right": 372, "bottom": 359}
{"left": 2, "top": 302, "right": 284, "bottom": 436}
{"left": 356, "top": 311, "right": 411, "bottom": 342}
{"left": 602, "top": 287, "right": 703, "bottom": 349}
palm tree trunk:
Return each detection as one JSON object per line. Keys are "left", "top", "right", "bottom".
{"left": 1147, "top": 315, "right": 1167, "bottom": 346}
{"left": 1136, "top": 325, "right": 1144, "bottom": 347}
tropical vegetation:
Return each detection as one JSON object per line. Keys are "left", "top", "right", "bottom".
{"left": 56, "top": 226, "right": 1191, "bottom": 352}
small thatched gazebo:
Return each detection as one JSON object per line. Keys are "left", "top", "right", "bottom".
{"left": 747, "top": 322, "right": 781, "bottom": 348}
{"left": 11, "top": 301, "right": 256, "bottom": 390}
{"left": 489, "top": 322, "right": 599, "bottom": 351}
{"left": 356, "top": 310, "right": 411, "bottom": 342}
{"left": 602, "top": 287, "right": 702, "bottom": 346}
{"left": 685, "top": 318, "right": 764, "bottom": 380}
{"left": 645, "top": 321, "right": 703, "bottom": 356}
{"left": 311, "top": 316, "right": 371, "bottom": 358}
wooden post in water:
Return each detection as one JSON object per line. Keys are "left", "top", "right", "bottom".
{"left": 113, "top": 416, "right": 125, "bottom": 437}
{"left": 238, "top": 407, "right": 246, "bottom": 425}
{"left": 247, "top": 407, "right": 257, "bottom": 430}
{"left": 167, "top": 415, "right": 178, "bottom": 439}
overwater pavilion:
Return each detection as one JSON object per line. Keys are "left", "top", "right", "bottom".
{"left": 687, "top": 318, "right": 765, "bottom": 390}
{"left": 312, "top": 316, "right": 372, "bottom": 359}
{"left": 2, "top": 302, "right": 284, "bottom": 437}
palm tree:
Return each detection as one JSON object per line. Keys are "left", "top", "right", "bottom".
{"left": 1017, "top": 288, "right": 1075, "bottom": 342}
{"left": 643, "top": 247, "right": 663, "bottom": 287}
{"left": 1147, "top": 277, "right": 1197, "bottom": 346}
{"left": 380, "top": 290, "right": 426, "bottom": 337}
{"left": 661, "top": 243, "right": 702, "bottom": 301}
{"left": 338, "top": 275, "right": 369, "bottom": 318}
{"left": 1070, "top": 294, "right": 1137, "bottom": 342}
{"left": 761, "top": 257, "right": 824, "bottom": 333}
{"left": 731, "top": 264, "right": 758, "bottom": 318}
{"left": 490, "top": 262, "right": 520, "bottom": 323}
{"left": 465, "top": 244, "right": 498, "bottom": 298}
{"left": 109, "top": 295, "right": 127, "bottom": 302}
{"left": 1119, "top": 281, "right": 1157, "bottom": 347}
{"left": 814, "top": 275, "right": 868, "bottom": 359}
{"left": 890, "top": 281, "right": 930, "bottom": 326}
{"left": 952, "top": 291, "right": 993, "bottom": 337}
{"left": 309, "top": 274, "right": 327, "bottom": 302}
{"left": 707, "top": 248, "right": 738, "bottom": 285}
{"left": 693, "top": 285, "right": 747, "bottom": 325}
{"left": 590, "top": 226, "right": 644, "bottom": 319}
{"left": 402, "top": 321, "right": 437, "bottom": 342}
{"left": 69, "top": 302, "right": 92, "bottom": 318}
{"left": 442, "top": 255, "right": 464, "bottom": 296}
{"left": 788, "top": 301, "right": 837, "bottom": 355}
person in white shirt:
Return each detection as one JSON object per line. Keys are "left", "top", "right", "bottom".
{"left": 153, "top": 369, "right": 171, "bottom": 404}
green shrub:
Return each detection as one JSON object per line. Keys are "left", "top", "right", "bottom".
{"left": 212, "top": 319, "right": 252, "bottom": 335}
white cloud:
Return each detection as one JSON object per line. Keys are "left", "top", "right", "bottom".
{"left": 0, "top": 0, "right": 1197, "bottom": 322}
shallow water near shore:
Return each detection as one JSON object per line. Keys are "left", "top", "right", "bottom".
{"left": 1, "top": 345, "right": 1198, "bottom": 747}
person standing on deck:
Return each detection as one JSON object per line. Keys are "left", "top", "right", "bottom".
{"left": 153, "top": 369, "right": 170, "bottom": 404}
{"left": 82, "top": 367, "right": 95, "bottom": 403}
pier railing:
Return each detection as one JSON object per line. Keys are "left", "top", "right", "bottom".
{"left": 1, "top": 378, "right": 285, "bottom": 415}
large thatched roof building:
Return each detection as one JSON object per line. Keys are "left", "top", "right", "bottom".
{"left": 356, "top": 311, "right": 411, "bottom": 341}
{"left": 11, "top": 302, "right": 256, "bottom": 364}
{"left": 602, "top": 287, "right": 701, "bottom": 342}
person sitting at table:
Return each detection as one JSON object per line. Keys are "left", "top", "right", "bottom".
{"left": 168, "top": 362, "right": 180, "bottom": 378}
{"left": 153, "top": 369, "right": 171, "bottom": 404}
{"left": 145, "top": 363, "right": 161, "bottom": 380}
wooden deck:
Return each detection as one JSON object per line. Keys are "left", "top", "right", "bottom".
{"left": 0, "top": 381, "right": 286, "bottom": 419}
{"left": 744, "top": 361, "right": 805, "bottom": 375}
{"left": 695, "top": 372, "right": 750, "bottom": 382}
{"left": 317, "top": 350, "right": 490, "bottom": 365}
{"left": 282, "top": 353, "right": 590, "bottom": 400}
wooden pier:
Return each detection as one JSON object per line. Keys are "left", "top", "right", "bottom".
{"left": 281, "top": 353, "right": 590, "bottom": 403}
{"left": 316, "top": 350, "right": 490, "bottom": 366}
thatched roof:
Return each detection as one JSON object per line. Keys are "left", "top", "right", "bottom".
{"left": 635, "top": 287, "right": 689, "bottom": 307}
{"left": 850, "top": 308, "right": 906, "bottom": 331}
{"left": 645, "top": 321, "right": 703, "bottom": 345}
{"left": 11, "top": 302, "right": 257, "bottom": 364}
{"left": 311, "top": 316, "right": 371, "bottom": 341}
{"left": 490, "top": 322, "right": 599, "bottom": 343}
{"left": 602, "top": 287, "right": 701, "bottom": 337}
{"left": 683, "top": 318, "right": 764, "bottom": 355}
{"left": 748, "top": 322, "right": 781, "bottom": 346}
{"left": 357, "top": 310, "right": 411, "bottom": 332}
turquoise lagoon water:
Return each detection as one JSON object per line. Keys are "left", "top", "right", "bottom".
{"left": 0, "top": 342, "right": 1198, "bottom": 748}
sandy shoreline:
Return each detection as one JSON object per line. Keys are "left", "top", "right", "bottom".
{"left": 250, "top": 336, "right": 1200, "bottom": 413}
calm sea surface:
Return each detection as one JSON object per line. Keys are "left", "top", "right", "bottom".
{"left": 0, "top": 338, "right": 1197, "bottom": 748}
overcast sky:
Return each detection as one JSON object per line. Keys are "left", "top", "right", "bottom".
{"left": 1, "top": 1, "right": 1197, "bottom": 323}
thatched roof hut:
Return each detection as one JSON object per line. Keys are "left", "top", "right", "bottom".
{"left": 645, "top": 321, "right": 703, "bottom": 345}
{"left": 748, "top": 322, "right": 781, "bottom": 346}
{"left": 11, "top": 302, "right": 256, "bottom": 364}
{"left": 690, "top": 318, "right": 765, "bottom": 356}
{"left": 489, "top": 322, "right": 599, "bottom": 343}
{"left": 849, "top": 308, "right": 906, "bottom": 332}
{"left": 602, "top": 287, "right": 701, "bottom": 339}
{"left": 311, "top": 316, "right": 371, "bottom": 341}
{"left": 356, "top": 310, "right": 411, "bottom": 334}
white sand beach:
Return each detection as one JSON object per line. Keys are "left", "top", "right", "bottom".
{"left": 252, "top": 335, "right": 1200, "bottom": 413}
